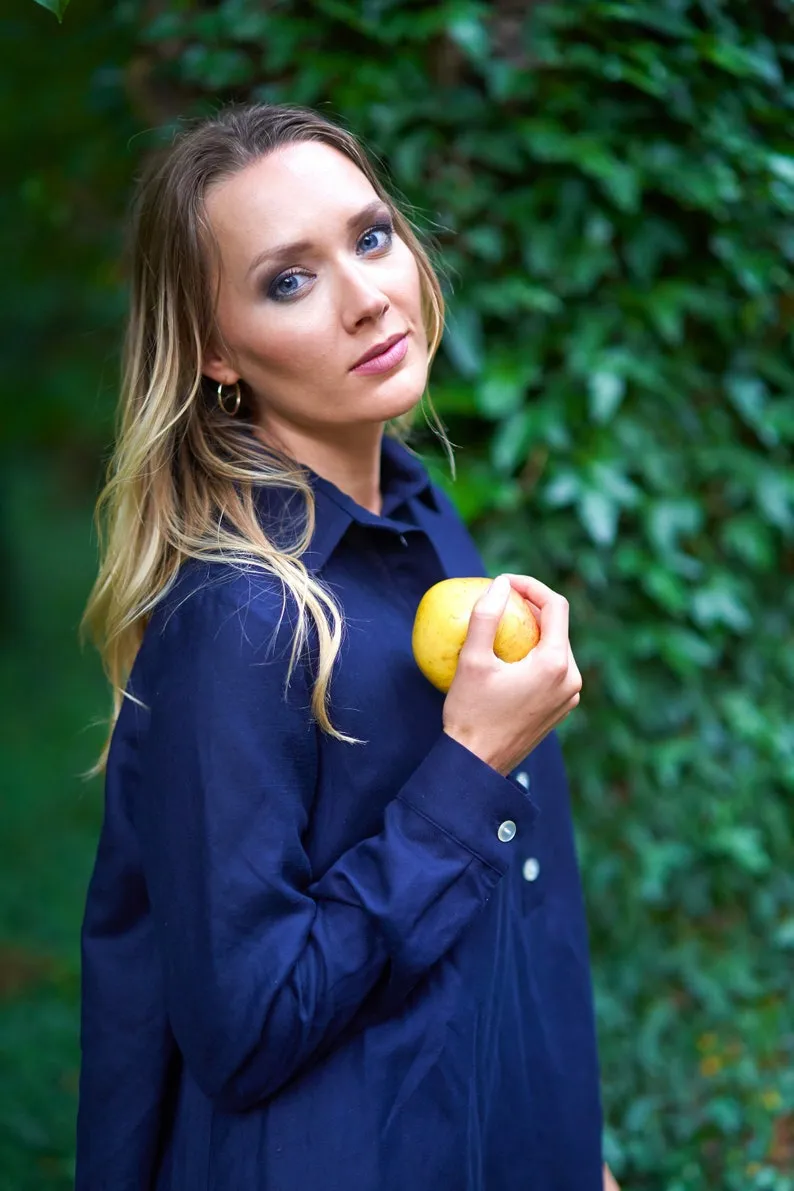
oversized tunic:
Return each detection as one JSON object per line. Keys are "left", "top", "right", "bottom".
{"left": 76, "top": 433, "right": 603, "bottom": 1190}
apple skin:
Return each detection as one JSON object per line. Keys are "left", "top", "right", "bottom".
{"left": 411, "top": 577, "right": 541, "bottom": 694}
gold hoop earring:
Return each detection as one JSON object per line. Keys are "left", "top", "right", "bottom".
{"left": 217, "top": 381, "right": 241, "bottom": 417}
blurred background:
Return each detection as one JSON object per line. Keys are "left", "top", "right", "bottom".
{"left": 1, "top": 0, "right": 793, "bottom": 1187}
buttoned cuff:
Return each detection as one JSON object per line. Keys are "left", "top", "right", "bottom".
{"left": 396, "top": 731, "right": 539, "bottom": 875}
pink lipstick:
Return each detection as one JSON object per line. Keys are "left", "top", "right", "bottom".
{"left": 351, "top": 333, "right": 409, "bottom": 376}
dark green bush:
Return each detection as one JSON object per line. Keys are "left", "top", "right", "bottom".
{"left": 18, "top": 1, "right": 794, "bottom": 1186}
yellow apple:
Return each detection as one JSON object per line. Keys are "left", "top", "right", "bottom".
{"left": 411, "top": 577, "right": 541, "bottom": 693}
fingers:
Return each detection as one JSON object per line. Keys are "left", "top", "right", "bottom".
{"left": 538, "top": 589, "right": 569, "bottom": 652}
{"left": 569, "top": 647, "right": 582, "bottom": 693}
{"left": 504, "top": 573, "right": 570, "bottom": 652}
{"left": 461, "top": 574, "right": 581, "bottom": 709}
{"left": 502, "top": 573, "right": 561, "bottom": 608}
{"left": 460, "top": 574, "right": 512, "bottom": 658}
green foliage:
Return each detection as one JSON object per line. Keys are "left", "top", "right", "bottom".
{"left": 1, "top": 4, "right": 140, "bottom": 1186}
{"left": 125, "top": 1, "right": 794, "bottom": 1184}
{"left": 0, "top": 460, "right": 105, "bottom": 1191}
{"left": 4, "top": 0, "right": 794, "bottom": 1186}
{"left": 1, "top": 0, "right": 135, "bottom": 453}
{"left": 32, "top": 0, "right": 70, "bottom": 21}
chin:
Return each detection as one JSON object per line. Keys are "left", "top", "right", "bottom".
{"left": 346, "top": 349, "right": 429, "bottom": 424}
{"left": 374, "top": 383, "right": 425, "bottom": 425}
{"left": 378, "top": 358, "right": 429, "bottom": 415}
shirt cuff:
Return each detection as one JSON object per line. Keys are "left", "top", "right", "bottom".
{"left": 396, "top": 731, "right": 539, "bottom": 875}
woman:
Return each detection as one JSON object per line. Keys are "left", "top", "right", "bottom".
{"left": 76, "top": 102, "right": 611, "bottom": 1190}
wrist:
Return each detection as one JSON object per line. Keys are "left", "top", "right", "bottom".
{"left": 442, "top": 727, "right": 504, "bottom": 775}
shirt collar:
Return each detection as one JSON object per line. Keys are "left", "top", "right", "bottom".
{"left": 253, "top": 433, "right": 441, "bottom": 573}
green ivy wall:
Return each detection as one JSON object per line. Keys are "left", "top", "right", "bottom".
{"left": 9, "top": 1, "right": 794, "bottom": 1187}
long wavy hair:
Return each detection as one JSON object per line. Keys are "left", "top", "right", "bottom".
{"left": 81, "top": 102, "right": 452, "bottom": 773}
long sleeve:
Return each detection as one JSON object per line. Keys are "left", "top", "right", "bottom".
{"left": 76, "top": 718, "right": 178, "bottom": 1191}
{"left": 135, "top": 576, "right": 538, "bottom": 1113}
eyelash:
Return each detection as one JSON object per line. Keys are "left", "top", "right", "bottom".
{"left": 267, "top": 221, "right": 395, "bottom": 302}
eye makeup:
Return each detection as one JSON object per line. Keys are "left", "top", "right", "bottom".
{"left": 265, "top": 217, "right": 395, "bottom": 303}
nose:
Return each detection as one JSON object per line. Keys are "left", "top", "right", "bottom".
{"left": 338, "top": 258, "right": 390, "bottom": 328}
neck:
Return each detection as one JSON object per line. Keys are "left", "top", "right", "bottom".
{"left": 254, "top": 417, "right": 384, "bottom": 516}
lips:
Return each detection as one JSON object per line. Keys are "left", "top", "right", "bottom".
{"left": 351, "top": 332, "right": 407, "bottom": 370}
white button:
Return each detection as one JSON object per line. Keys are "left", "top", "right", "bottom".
{"left": 522, "top": 857, "right": 540, "bottom": 882}
{"left": 497, "top": 820, "right": 517, "bottom": 843}
{"left": 516, "top": 770, "right": 530, "bottom": 790}
{"left": 398, "top": 534, "right": 408, "bottom": 547}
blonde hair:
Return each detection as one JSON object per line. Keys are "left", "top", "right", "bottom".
{"left": 81, "top": 102, "right": 453, "bottom": 773}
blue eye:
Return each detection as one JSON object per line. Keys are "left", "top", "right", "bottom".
{"left": 267, "top": 221, "right": 394, "bottom": 302}
{"left": 269, "top": 270, "right": 305, "bottom": 300}
{"left": 357, "top": 222, "right": 394, "bottom": 254}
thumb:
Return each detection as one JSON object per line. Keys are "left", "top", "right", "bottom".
{"left": 460, "top": 575, "right": 511, "bottom": 658}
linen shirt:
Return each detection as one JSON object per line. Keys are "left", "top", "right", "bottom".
{"left": 76, "top": 433, "right": 603, "bottom": 1190}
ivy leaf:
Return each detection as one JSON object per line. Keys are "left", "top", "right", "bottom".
{"left": 755, "top": 470, "right": 794, "bottom": 533}
{"left": 475, "top": 351, "right": 540, "bottom": 419}
{"left": 691, "top": 581, "right": 752, "bottom": 633}
{"left": 773, "top": 919, "right": 794, "bottom": 950}
{"left": 646, "top": 499, "right": 703, "bottom": 558}
{"left": 725, "top": 373, "right": 777, "bottom": 445}
{"left": 447, "top": 13, "right": 490, "bottom": 64}
{"left": 441, "top": 302, "right": 484, "bottom": 379}
{"left": 541, "top": 470, "right": 582, "bottom": 508}
{"left": 490, "top": 409, "right": 532, "bottom": 473}
{"left": 588, "top": 371, "right": 626, "bottom": 425}
{"left": 709, "top": 827, "right": 771, "bottom": 875}
{"left": 579, "top": 489, "right": 621, "bottom": 546}
{"left": 33, "top": 0, "right": 70, "bottom": 19}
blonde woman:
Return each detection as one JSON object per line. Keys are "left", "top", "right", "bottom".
{"left": 76, "top": 103, "right": 612, "bottom": 1191}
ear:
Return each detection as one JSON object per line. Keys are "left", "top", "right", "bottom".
{"left": 202, "top": 342, "right": 240, "bottom": 387}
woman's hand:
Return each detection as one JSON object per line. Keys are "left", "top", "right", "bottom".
{"left": 442, "top": 573, "right": 582, "bottom": 776}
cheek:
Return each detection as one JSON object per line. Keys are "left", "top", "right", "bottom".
{"left": 261, "top": 316, "right": 339, "bottom": 378}
{"left": 223, "top": 293, "right": 336, "bottom": 379}
{"left": 392, "top": 242, "right": 423, "bottom": 308}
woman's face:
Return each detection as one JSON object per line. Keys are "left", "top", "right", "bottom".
{"left": 201, "top": 141, "right": 430, "bottom": 440}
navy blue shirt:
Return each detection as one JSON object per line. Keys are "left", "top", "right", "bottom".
{"left": 76, "top": 434, "right": 603, "bottom": 1190}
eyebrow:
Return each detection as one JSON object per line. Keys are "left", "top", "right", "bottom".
{"left": 246, "top": 200, "right": 393, "bottom": 279}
